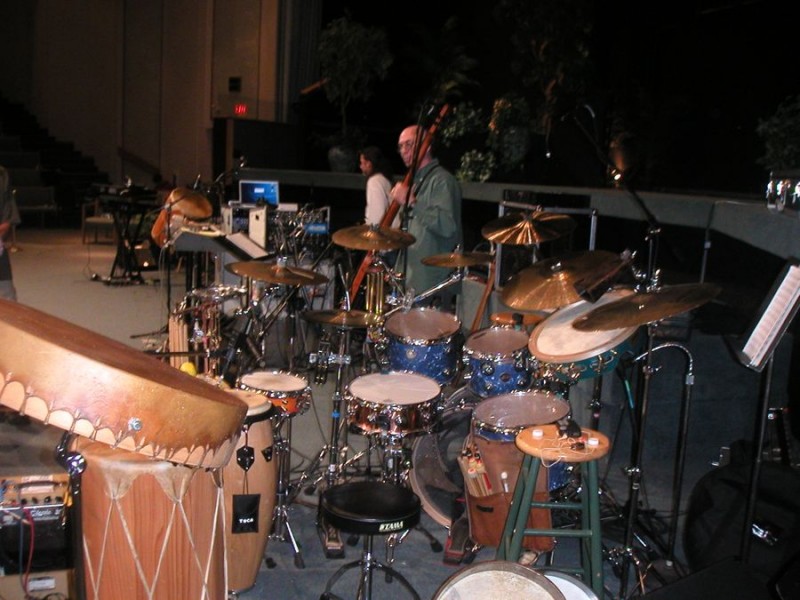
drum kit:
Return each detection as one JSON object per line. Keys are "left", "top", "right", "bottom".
{"left": 0, "top": 197, "right": 723, "bottom": 597}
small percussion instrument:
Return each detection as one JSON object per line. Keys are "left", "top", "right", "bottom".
{"left": 239, "top": 370, "right": 313, "bottom": 416}
{"left": 346, "top": 371, "right": 442, "bottom": 437}
{"left": 383, "top": 308, "right": 462, "bottom": 385}
{"left": 529, "top": 288, "right": 638, "bottom": 383}
{"left": 463, "top": 326, "right": 533, "bottom": 397}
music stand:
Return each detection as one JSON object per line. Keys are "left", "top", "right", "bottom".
{"left": 733, "top": 258, "right": 800, "bottom": 562}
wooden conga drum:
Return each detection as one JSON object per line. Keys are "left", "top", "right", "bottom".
{"left": 221, "top": 389, "right": 277, "bottom": 594}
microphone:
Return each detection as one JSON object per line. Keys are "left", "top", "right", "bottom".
{"left": 573, "top": 249, "right": 634, "bottom": 303}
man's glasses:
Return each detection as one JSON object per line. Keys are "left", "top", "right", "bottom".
{"left": 397, "top": 140, "right": 415, "bottom": 152}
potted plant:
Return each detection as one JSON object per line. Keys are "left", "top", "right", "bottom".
{"left": 318, "top": 15, "right": 393, "bottom": 171}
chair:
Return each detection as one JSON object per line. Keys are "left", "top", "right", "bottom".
{"left": 81, "top": 197, "right": 115, "bottom": 244}
{"left": 318, "top": 480, "right": 421, "bottom": 600}
{"left": 496, "top": 424, "right": 610, "bottom": 597}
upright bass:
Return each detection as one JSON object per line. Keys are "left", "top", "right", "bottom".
{"left": 348, "top": 104, "right": 450, "bottom": 301}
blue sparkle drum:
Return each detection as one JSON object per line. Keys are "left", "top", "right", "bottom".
{"left": 529, "top": 288, "right": 638, "bottom": 383}
{"left": 464, "top": 326, "right": 532, "bottom": 397}
{"left": 384, "top": 308, "right": 461, "bottom": 385}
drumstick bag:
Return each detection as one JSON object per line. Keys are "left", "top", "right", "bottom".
{"left": 232, "top": 494, "right": 260, "bottom": 533}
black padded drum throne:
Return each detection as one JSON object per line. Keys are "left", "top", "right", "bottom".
{"left": 318, "top": 480, "right": 422, "bottom": 600}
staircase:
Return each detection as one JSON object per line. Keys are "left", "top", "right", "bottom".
{"left": 0, "top": 94, "right": 110, "bottom": 227}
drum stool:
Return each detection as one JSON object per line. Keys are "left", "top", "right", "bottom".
{"left": 496, "top": 424, "right": 610, "bottom": 598}
{"left": 319, "top": 481, "right": 422, "bottom": 600}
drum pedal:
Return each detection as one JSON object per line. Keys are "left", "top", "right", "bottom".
{"left": 318, "top": 522, "right": 345, "bottom": 559}
{"left": 443, "top": 514, "right": 471, "bottom": 565}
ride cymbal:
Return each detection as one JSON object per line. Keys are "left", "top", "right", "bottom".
{"left": 482, "top": 211, "right": 576, "bottom": 246}
{"left": 302, "top": 309, "right": 382, "bottom": 329}
{"left": 572, "top": 283, "right": 722, "bottom": 331}
{"left": 165, "top": 187, "right": 213, "bottom": 220}
{"left": 332, "top": 224, "right": 415, "bottom": 251}
{"left": 421, "top": 251, "right": 493, "bottom": 268}
{"left": 501, "top": 250, "right": 625, "bottom": 311}
{"left": 225, "top": 261, "right": 329, "bottom": 286}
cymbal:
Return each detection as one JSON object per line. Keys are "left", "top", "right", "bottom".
{"left": 0, "top": 299, "right": 246, "bottom": 468}
{"left": 501, "top": 250, "right": 624, "bottom": 311}
{"left": 421, "top": 251, "right": 493, "bottom": 268}
{"left": 332, "top": 224, "right": 415, "bottom": 251}
{"left": 303, "top": 309, "right": 382, "bottom": 329}
{"left": 165, "top": 187, "right": 213, "bottom": 220}
{"left": 225, "top": 261, "right": 329, "bottom": 286}
{"left": 572, "top": 283, "right": 722, "bottom": 331}
{"left": 482, "top": 211, "right": 576, "bottom": 246}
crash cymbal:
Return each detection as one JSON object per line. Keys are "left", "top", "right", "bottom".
{"left": 332, "top": 224, "right": 416, "bottom": 251}
{"left": 421, "top": 251, "right": 493, "bottom": 268}
{"left": 0, "top": 299, "right": 246, "bottom": 468}
{"left": 482, "top": 211, "right": 576, "bottom": 246}
{"left": 302, "top": 309, "right": 382, "bottom": 329}
{"left": 501, "top": 250, "right": 624, "bottom": 311}
{"left": 165, "top": 187, "right": 213, "bottom": 220}
{"left": 572, "top": 283, "right": 722, "bottom": 331}
{"left": 225, "top": 261, "right": 329, "bottom": 286}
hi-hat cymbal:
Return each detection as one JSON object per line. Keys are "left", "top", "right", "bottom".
{"left": 482, "top": 211, "right": 576, "bottom": 246}
{"left": 332, "top": 224, "right": 416, "bottom": 251}
{"left": 572, "top": 283, "right": 722, "bottom": 331}
{"left": 421, "top": 251, "right": 493, "bottom": 268}
{"left": 0, "top": 299, "right": 246, "bottom": 468}
{"left": 303, "top": 309, "right": 382, "bottom": 329}
{"left": 165, "top": 187, "right": 213, "bottom": 220}
{"left": 501, "top": 250, "right": 624, "bottom": 311}
{"left": 225, "top": 261, "right": 329, "bottom": 286}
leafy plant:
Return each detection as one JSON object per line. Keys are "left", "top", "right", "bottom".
{"left": 757, "top": 95, "right": 800, "bottom": 171}
{"left": 318, "top": 15, "right": 393, "bottom": 146}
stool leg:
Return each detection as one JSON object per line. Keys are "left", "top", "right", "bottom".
{"left": 497, "top": 453, "right": 540, "bottom": 561}
{"left": 585, "top": 459, "right": 604, "bottom": 597}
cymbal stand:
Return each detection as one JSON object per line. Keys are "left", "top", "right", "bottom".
{"left": 613, "top": 328, "right": 695, "bottom": 598}
{"left": 266, "top": 411, "right": 305, "bottom": 569}
{"left": 382, "top": 269, "right": 465, "bottom": 319}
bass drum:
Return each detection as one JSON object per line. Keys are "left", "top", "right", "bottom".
{"left": 407, "top": 385, "right": 481, "bottom": 527}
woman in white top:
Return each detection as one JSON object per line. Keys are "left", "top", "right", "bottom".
{"left": 359, "top": 146, "right": 399, "bottom": 227}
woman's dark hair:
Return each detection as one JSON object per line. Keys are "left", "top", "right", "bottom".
{"left": 360, "top": 145, "right": 394, "bottom": 181}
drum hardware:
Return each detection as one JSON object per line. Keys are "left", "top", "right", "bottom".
{"left": 501, "top": 250, "right": 630, "bottom": 312}
{"left": 265, "top": 411, "right": 306, "bottom": 569}
{"left": 481, "top": 209, "right": 577, "bottom": 246}
{"left": 296, "top": 318, "right": 369, "bottom": 557}
{"left": 572, "top": 281, "right": 716, "bottom": 597}
{"left": 382, "top": 269, "right": 466, "bottom": 319}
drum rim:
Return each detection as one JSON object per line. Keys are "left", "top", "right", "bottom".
{"left": 239, "top": 369, "right": 311, "bottom": 396}
{"left": 540, "top": 569, "right": 599, "bottom": 599}
{"left": 465, "top": 326, "right": 530, "bottom": 356}
{"left": 346, "top": 370, "right": 442, "bottom": 402}
{"left": 529, "top": 288, "right": 637, "bottom": 363}
{"left": 433, "top": 560, "right": 566, "bottom": 599}
{"left": 385, "top": 307, "right": 461, "bottom": 340}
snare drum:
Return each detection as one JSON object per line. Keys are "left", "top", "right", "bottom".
{"left": 384, "top": 308, "right": 461, "bottom": 385}
{"left": 464, "top": 326, "right": 532, "bottom": 397}
{"left": 239, "top": 370, "right": 312, "bottom": 415}
{"left": 542, "top": 570, "right": 599, "bottom": 600}
{"left": 433, "top": 560, "right": 565, "bottom": 600}
{"left": 347, "top": 371, "right": 442, "bottom": 436}
{"left": 529, "top": 288, "right": 638, "bottom": 383}
{"left": 75, "top": 439, "right": 226, "bottom": 600}
{"left": 221, "top": 389, "right": 277, "bottom": 594}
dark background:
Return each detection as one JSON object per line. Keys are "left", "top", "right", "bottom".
{"left": 297, "top": 0, "right": 798, "bottom": 197}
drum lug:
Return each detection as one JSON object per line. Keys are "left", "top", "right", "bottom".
{"left": 480, "top": 361, "right": 495, "bottom": 376}
{"left": 236, "top": 445, "right": 255, "bottom": 471}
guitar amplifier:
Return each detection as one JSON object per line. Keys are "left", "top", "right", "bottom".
{"left": 0, "top": 473, "right": 72, "bottom": 575}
